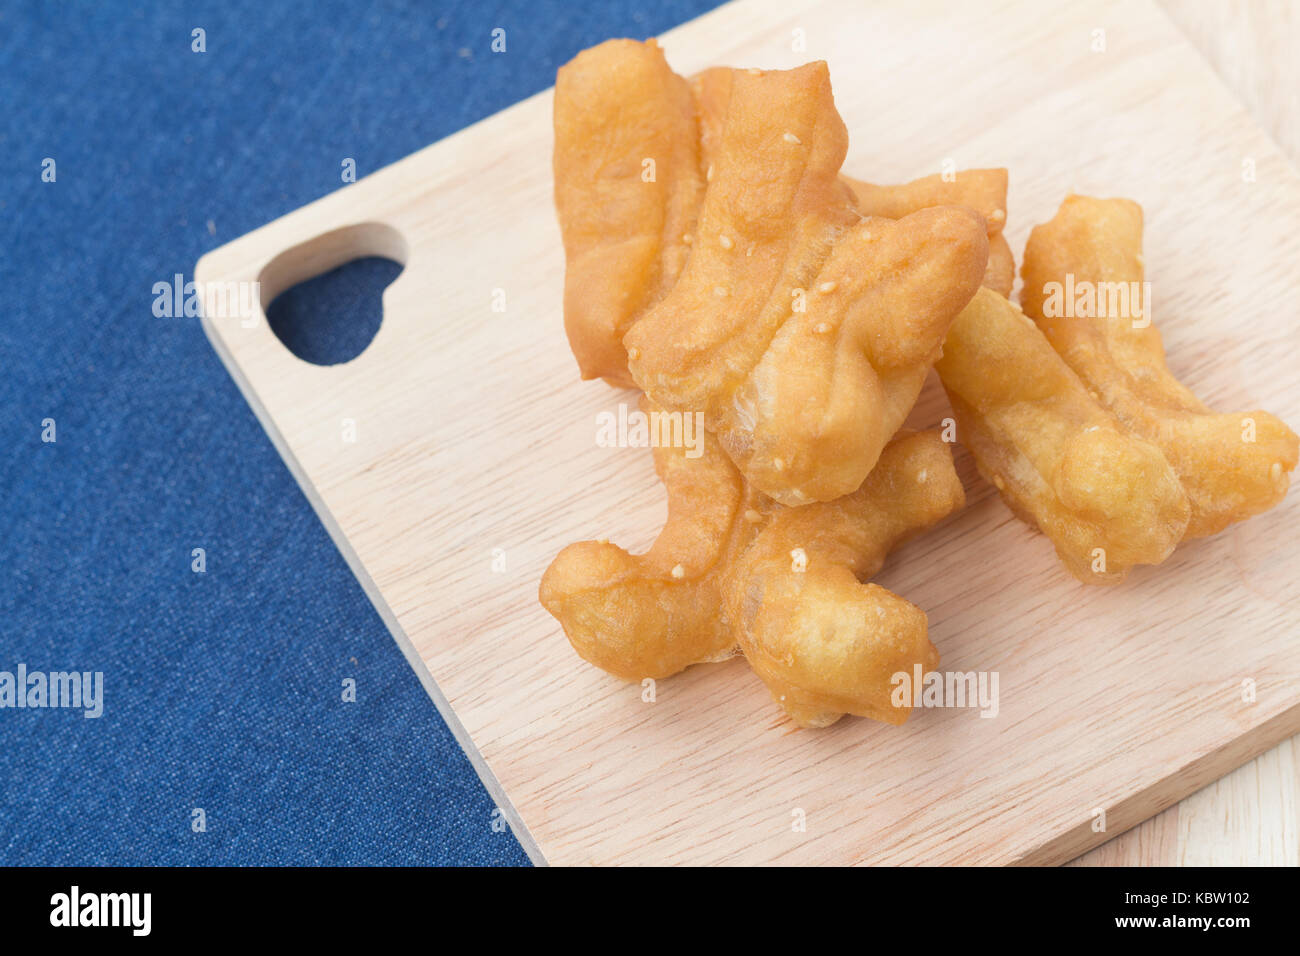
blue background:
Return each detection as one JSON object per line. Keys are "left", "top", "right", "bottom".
{"left": 0, "top": 0, "right": 718, "bottom": 865}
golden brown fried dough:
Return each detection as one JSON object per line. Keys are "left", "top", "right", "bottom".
{"left": 936, "top": 287, "right": 1190, "bottom": 584}
{"left": 844, "top": 169, "right": 1012, "bottom": 292}
{"left": 1021, "top": 195, "right": 1299, "bottom": 538}
{"left": 723, "top": 430, "right": 964, "bottom": 727}
{"left": 558, "top": 52, "right": 1003, "bottom": 395}
{"left": 626, "top": 62, "right": 987, "bottom": 504}
{"left": 704, "top": 71, "right": 1011, "bottom": 291}
{"left": 541, "top": 410, "right": 964, "bottom": 726}
{"left": 984, "top": 232, "right": 1015, "bottom": 296}
{"left": 553, "top": 39, "right": 705, "bottom": 387}
{"left": 539, "top": 398, "right": 770, "bottom": 679}
{"left": 730, "top": 208, "right": 987, "bottom": 503}
{"left": 689, "top": 66, "right": 732, "bottom": 172}
{"left": 708, "top": 69, "right": 1008, "bottom": 310}
{"left": 844, "top": 168, "right": 1008, "bottom": 235}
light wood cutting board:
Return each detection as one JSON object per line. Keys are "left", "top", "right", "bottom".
{"left": 197, "top": 0, "right": 1300, "bottom": 865}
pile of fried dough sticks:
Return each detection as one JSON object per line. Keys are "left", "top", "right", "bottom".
{"left": 539, "top": 39, "right": 1298, "bottom": 729}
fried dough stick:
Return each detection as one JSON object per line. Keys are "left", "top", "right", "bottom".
{"left": 724, "top": 430, "right": 964, "bottom": 728}
{"left": 1021, "top": 195, "right": 1299, "bottom": 538}
{"left": 936, "top": 287, "right": 1190, "bottom": 584}
{"left": 553, "top": 39, "right": 705, "bottom": 387}
{"left": 553, "top": 54, "right": 1001, "bottom": 395}
{"left": 696, "top": 68, "right": 1015, "bottom": 296}
{"left": 844, "top": 172, "right": 1015, "bottom": 296}
{"left": 983, "top": 234, "right": 1016, "bottom": 297}
{"left": 541, "top": 411, "right": 964, "bottom": 727}
{"left": 540, "top": 398, "right": 774, "bottom": 679}
{"left": 627, "top": 62, "right": 987, "bottom": 505}
{"left": 689, "top": 66, "right": 734, "bottom": 174}
{"left": 844, "top": 169, "right": 1008, "bottom": 233}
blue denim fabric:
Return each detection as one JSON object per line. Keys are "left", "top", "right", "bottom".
{"left": 0, "top": 0, "right": 718, "bottom": 865}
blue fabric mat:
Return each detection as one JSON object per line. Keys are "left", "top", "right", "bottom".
{"left": 0, "top": 0, "right": 719, "bottom": 866}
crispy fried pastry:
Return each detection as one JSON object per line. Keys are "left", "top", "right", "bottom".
{"left": 1021, "top": 195, "right": 1299, "bottom": 538}
{"left": 984, "top": 232, "right": 1015, "bottom": 296}
{"left": 539, "top": 398, "right": 770, "bottom": 679}
{"left": 541, "top": 405, "right": 964, "bottom": 726}
{"left": 689, "top": 66, "right": 732, "bottom": 171}
{"left": 844, "top": 169, "right": 1013, "bottom": 294}
{"left": 558, "top": 50, "right": 1003, "bottom": 395}
{"left": 553, "top": 39, "right": 705, "bottom": 387}
{"left": 700, "top": 68, "right": 1012, "bottom": 296}
{"left": 625, "top": 62, "right": 987, "bottom": 505}
{"left": 843, "top": 168, "right": 1008, "bottom": 235}
{"left": 700, "top": 68, "right": 1009, "bottom": 236}
{"left": 722, "top": 429, "right": 964, "bottom": 727}
{"left": 936, "top": 287, "right": 1190, "bottom": 584}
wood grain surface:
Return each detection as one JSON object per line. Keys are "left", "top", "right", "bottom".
{"left": 1071, "top": 0, "right": 1300, "bottom": 867}
{"left": 197, "top": 0, "right": 1300, "bottom": 865}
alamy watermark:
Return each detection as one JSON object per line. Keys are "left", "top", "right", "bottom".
{"left": 596, "top": 402, "right": 705, "bottom": 459}
{"left": 891, "top": 664, "right": 998, "bottom": 718}
{"left": 50, "top": 886, "right": 150, "bottom": 936}
{"left": 1039, "top": 273, "right": 1151, "bottom": 328}
{"left": 152, "top": 273, "right": 260, "bottom": 326}
{"left": 0, "top": 664, "right": 103, "bottom": 718}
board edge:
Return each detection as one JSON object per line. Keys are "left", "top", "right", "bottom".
{"left": 196, "top": 296, "right": 547, "bottom": 868}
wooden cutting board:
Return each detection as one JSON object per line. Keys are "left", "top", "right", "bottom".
{"left": 197, "top": 0, "right": 1300, "bottom": 865}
